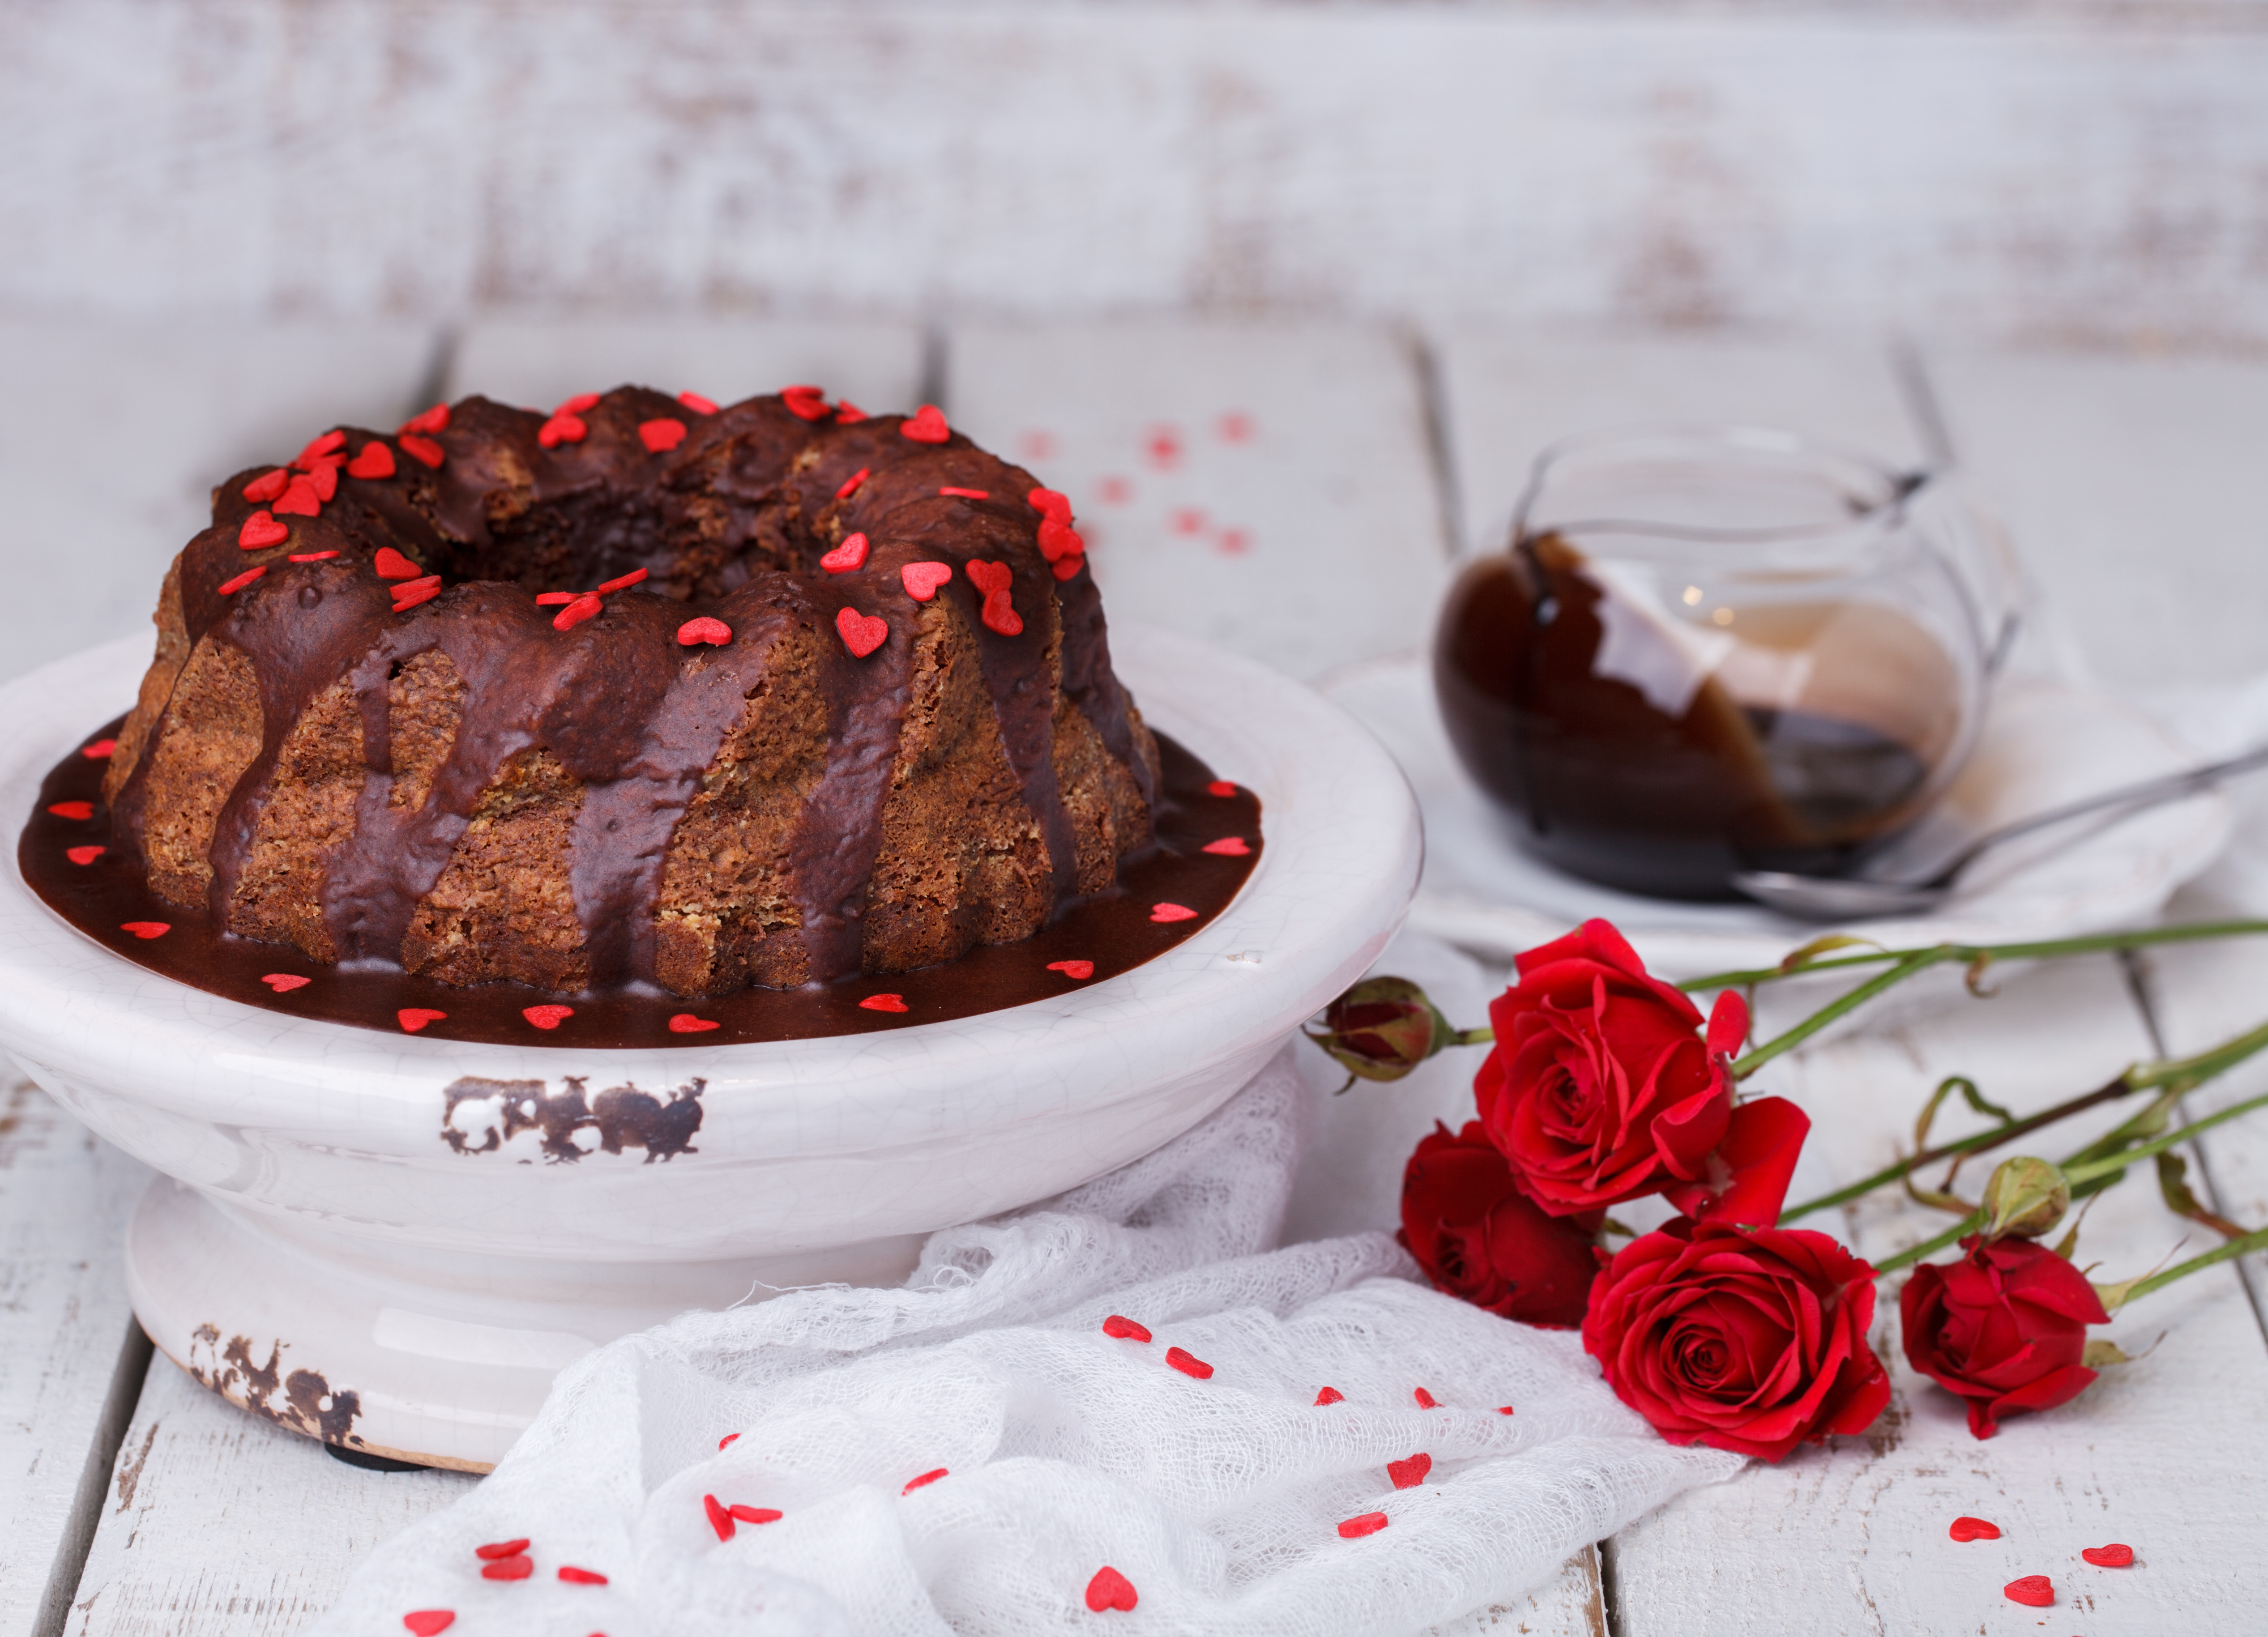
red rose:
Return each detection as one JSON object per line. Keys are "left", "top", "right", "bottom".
{"left": 1899, "top": 1234, "right": 2110, "bottom": 1439}
{"left": 1399, "top": 1121, "right": 1603, "bottom": 1328}
{"left": 1476, "top": 919, "right": 1749, "bottom": 1215}
{"left": 1583, "top": 1219, "right": 1890, "bottom": 1461}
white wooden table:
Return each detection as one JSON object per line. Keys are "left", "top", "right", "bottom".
{"left": 4, "top": 315, "right": 2266, "bottom": 1636}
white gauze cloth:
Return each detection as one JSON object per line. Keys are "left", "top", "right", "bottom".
{"left": 314, "top": 1038, "right": 1740, "bottom": 1636}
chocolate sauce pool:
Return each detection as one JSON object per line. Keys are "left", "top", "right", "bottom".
{"left": 21, "top": 720, "right": 1260, "bottom": 1048}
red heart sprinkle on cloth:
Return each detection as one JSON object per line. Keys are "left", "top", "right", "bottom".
{"left": 296, "top": 429, "right": 346, "bottom": 467}
{"left": 552, "top": 593, "right": 604, "bottom": 631}
{"left": 2082, "top": 1544, "right": 2135, "bottom": 1567}
{"left": 1314, "top": 1386, "right": 1345, "bottom": 1406}
{"left": 372, "top": 547, "right": 422, "bottom": 580}
{"left": 557, "top": 1566, "right": 608, "bottom": 1585}
{"left": 820, "top": 533, "right": 870, "bottom": 574}
{"left": 834, "top": 466, "right": 870, "bottom": 501}
{"left": 1047, "top": 959, "right": 1095, "bottom": 980}
{"left": 677, "top": 618, "right": 732, "bottom": 647}
{"left": 1388, "top": 1453, "right": 1432, "bottom": 1489}
{"left": 1150, "top": 903, "right": 1197, "bottom": 923}
{"left": 728, "top": 1505, "right": 783, "bottom": 1525}
{"left": 1202, "top": 837, "right": 1251, "bottom": 856}
{"left": 901, "top": 404, "right": 949, "bottom": 443}
{"left": 49, "top": 801, "right": 94, "bottom": 819}
{"left": 273, "top": 476, "right": 323, "bottom": 517}
{"left": 290, "top": 550, "right": 340, "bottom": 563}
{"left": 640, "top": 418, "right": 688, "bottom": 453}
{"left": 523, "top": 1005, "right": 573, "bottom": 1030}
{"left": 537, "top": 414, "right": 587, "bottom": 449}
{"left": 1205, "top": 780, "right": 1237, "bottom": 797}
{"left": 397, "top": 1008, "right": 446, "bottom": 1032}
{"left": 902, "top": 1468, "right": 948, "bottom": 1494}
{"left": 217, "top": 567, "right": 267, "bottom": 596}
{"left": 392, "top": 581, "right": 442, "bottom": 614}
{"left": 66, "top": 845, "right": 105, "bottom": 865}
{"left": 474, "top": 1537, "right": 531, "bottom": 1561}
{"left": 2003, "top": 1575, "right": 2053, "bottom": 1607}
{"left": 704, "top": 1492, "right": 735, "bottom": 1541}
{"left": 1165, "top": 1346, "right": 1213, "bottom": 1380}
{"left": 939, "top": 486, "right": 990, "bottom": 501}
{"left": 400, "top": 403, "right": 451, "bottom": 435}
{"left": 679, "top": 392, "right": 718, "bottom": 416}
{"left": 1338, "top": 1513, "right": 1389, "bottom": 1539}
{"left": 243, "top": 468, "right": 290, "bottom": 502}
{"left": 965, "top": 559, "right": 1012, "bottom": 596}
{"left": 1414, "top": 1387, "right": 1440, "bottom": 1409}
{"left": 597, "top": 568, "right": 649, "bottom": 593}
{"left": 402, "top": 1614, "right": 454, "bottom": 1636}
{"left": 837, "top": 607, "right": 888, "bottom": 657}
{"left": 307, "top": 462, "right": 339, "bottom": 503}
{"left": 782, "top": 384, "right": 830, "bottom": 421}
{"left": 980, "top": 590, "right": 1023, "bottom": 637}
{"left": 1029, "top": 487, "right": 1073, "bottom": 524}
{"left": 835, "top": 401, "right": 868, "bottom": 424}
{"left": 1085, "top": 1566, "right": 1139, "bottom": 1613}
{"left": 480, "top": 1554, "right": 534, "bottom": 1581}
{"left": 121, "top": 921, "right": 169, "bottom": 939}
{"left": 718, "top": 1432, "right": 740, "bottom": 1448}
{"left": 1948, "top": 1516, "right": 2001, "bottom": 1542}
{"left": 398, "top": 433, "right": 444, "bottom": 468}
{"left": 1495, "top": 1405, "right": 1516, "bottom": 1415}
{"left": 1101, "top": 1314, "right": 1152, "bottom": 1342}
{"left": 347, "top": 442, "right": 396, "bottom": 480}
{"left": 82, "top": 739, "right": 118, "bottom": 759}
{"left": 1051, "top": 557, "right": 1084, "bottom": 583}
{"left": 1037, "top": 518, "right": 1084, "bottom": 562}
{"left": 262, "top": 973, "right": 310, "bottom": 992}
{"left": 859, "top": 993, "right": 909, "bottom": 1013}
{"left": 239, "top": 511, "right": 290, "bottom": 550}
{"left": 556, "top": 392, "right": 601, "bottom": 416}
{"left": 901, "top": 562, "right": 953, "bottom": 601}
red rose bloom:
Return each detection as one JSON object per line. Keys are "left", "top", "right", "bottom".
{"left": 1400, "top": 1121, "right": 1603, "bottom": 1327}
{"left": 1476, "top": 919, "right": 1749, "bottom": 1215}
{"left": 1899, "top": 1234, "right": 2110, "bottom": 1439}
{"left": 1583, "top": 1219, "right": 1890, "bottom": 1461}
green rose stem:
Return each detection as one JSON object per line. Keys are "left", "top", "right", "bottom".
{"left": 1675, "top": 919, "right": 2268, "bottom": 997}
{"left": 2106, "top": 1222, "right": 2268, "bottom": 1308}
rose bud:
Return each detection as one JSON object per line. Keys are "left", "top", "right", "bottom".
{"left": 1583, "top": 1219, "right": 1890, "bottom": 1461}
{"left": 1899, "top": 1234, "right": 2110, "bottom": 1439}
{"left": 1476, "top": 919, "right": 1749, "bottom": 1214}
{"left": 1307, "top": 976, "right": 1457, "bottom": 1087}
{"left": 1400, "top": 1121, "right": 1604, "bottom": 1327}
{"left": 1978, "top": 1156, "right": 2071, "bottom": 1241}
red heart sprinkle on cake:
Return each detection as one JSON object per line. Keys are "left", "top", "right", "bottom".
{"left": 678, "top": 392, "right": 718, "bottom": 416}
{"left": 347, "top": 442, "right": 395, "bottom": 480}
{"left": 639, "top": 418, "right": 688, "bottom": 453}
{"left": 121, "top": 921, "right": 169, "bottom": 939}
{"left": 1028, "top": 487, "right": 1073, "bottom": 523}
{"left": 820, "top": 533, "right": 870, "bottom": 574}
{"left": 1948, "top": 1516, "right": 2001, "bottom": 1542}
{"left": 1051, "top": 557, "right": 1084, "bottom": 582}
{"left": 262, "top": 974, "right": 310, "bottom": 992}
{"left": 1150, "top": 903, "right": 1196, "bottom": 923}
{"left": 901, "top": 404, "right": 949, "bottom": 443}
{"left": 397, "top": 1008, "right": 446, "bottom": 1032}
{"left": 1102, "top": 1314, "right": 1152, "bottom": 1342}
{"left": 837, "top": 607, "right": 888, "bottom": 657}
{"left": 835, "top": 401, "right": 867, "bottom": 424}
{"left": 1047, "top": 959, "right": 1094, "bottom": 980}
{"left": 596, "top": 568, "right": 649, "bottom": 593}
{"left": 537, "top": 414, "right": 585, "bottom": 448}
{"left": 1085, "top": 1566, "right": 1138, "bottom": 1613}
{"left": 1202, "top": 837, "right": 1250, "bottom": 856}
{"left": 239, "top": 511, "right": 289, "bottom": 549}
{"left": 1414, "top": 1387, "right": 1439, "bottom": 1408}
{"left": 1314, "top": 1386, "right": 1345, "bottom": 1406}
{"left": 859, "top": 993, "right": 909, "bottom": 1013}
{"left": 2081, "top": 1544, "right": 2134, "bottom": 1567}
{"left": 82, "top": 739, "right": 117, "bottom": 759}
{"left": 399, "top": 403, "right": 450, "bottom": 435}
{"left": 782, "top": 385, "right": 829, "bottom": 422}
{"left": 834, "top": 466, "right": 870, "bottom": 500}
{"left": 216, "top": 567, "right": 266, "bottom": 596}
{"left": 307, "top": 462, "right": 338, "bottom": 503}
{"left": 1165, "top": 1346, "right": 1213, "bottom": 1380}
{"left": 557, "top": 1566, "right": 608, "bottom": 1585}
{"left": 1206, "top": 780, "right": 1237, "bottom": 797}
{"left": 704, "top": 1492, "right": 735, "bottom": 1541}
{"left": 1338, "top": 1513, "right": 1388, "bottom": 1539}
{"left": 1037, "top": 518, "right": 1084, "bottom": 561}
{"left": 289, "top": 551, "right": 340, "bottom": 563}
{"left": 48, "top": 801, "right": 94, "bottom": 819}
{"left": 677, "top": 618, "right": 732, "bottom": 647}
{"left": 902, "top": 1468, "right": 948, "bottom": 1493}
{"left": 243, "top": 468, "right": 289, "bottom": 502}
{"left": 273, "top": 476, "right": 322, "bottom": 517}
{"left": 474, "top": 1537, "right": 530, "bottom": 1560}
{"left": 296, "top": 430, "right": 346, "bottom": 466}
{"left": 1388, "top": 1453, "right": 1432, "bottom": 1489}
{"left": 2003, "top": 1574, "right": 2052, "bottom": 1607}
{"left": 940, "top": 486, "right": 989, "bottom": 500}
{"left": 728, "top": 1505, "right": 783, "bottom": 1525}
{"left": 373, "top": 547, "right": 421, "bottom": 580}
{"left": 980, "top": 590, "right": 1023, "bottom": 637}
{"left": 901, "top": 562, "right": 953, "bottom": 601}
{"left": 965, "top": 559, "right": 1011, "bottom": 596}
{"left": 392, "top": 581, "right": 442, "bottom": 613}
{"left": 398, "top": 433, "right": 444, "bottom": 468}
{"left": 522, "top": 1005, "right": 573, "bottom": 1030}
{"left": 551, "top": 593, "right": 603, "bottom": 631}
{"left": 401, "top": 1614, "right": 454, "bottom": 1636}
{"left": 556, "top": 393, "right": 601, "bottom": 416}
{"left": 66, "top": 845, "right": 105, "bottom": 865}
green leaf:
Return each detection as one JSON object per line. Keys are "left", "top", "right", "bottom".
{"left": 1776, "top": 933, "right": 1886, "bottom": 974}
{"left": 2155, "top": 1151, "right": 2251, "bottom": 1239}
{"left": 2082, "top": 1339, "right": 2133, "bottom": 1368}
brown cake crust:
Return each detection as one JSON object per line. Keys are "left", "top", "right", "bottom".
{"left": 103, "top": 389, "right": 1156, "bottom": 997}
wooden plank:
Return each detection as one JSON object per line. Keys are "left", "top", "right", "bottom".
{"left": 949, "top": 320, "right": 1452, "bottom": 681}
{"left": 66, "top": 1359, "right": 471, "bottom": 1637}
{"left": 0, "top": 1079, "right": 150, "bottom": 1637}
{"left": 1427, "top": 1550, "right": 1606, "bottom": 1637}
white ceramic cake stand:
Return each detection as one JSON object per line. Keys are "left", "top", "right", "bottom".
{"left": 0, "top": 626, "right": 1419, "bottom": 1471}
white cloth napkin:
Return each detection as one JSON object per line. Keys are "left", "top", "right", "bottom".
{"left": 312, "top": 937, "right": 1740, "bottom": 1637}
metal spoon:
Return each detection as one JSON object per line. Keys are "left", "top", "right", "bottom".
{"left": 1733, "top": 741, "right": 2268, "bottom": 921}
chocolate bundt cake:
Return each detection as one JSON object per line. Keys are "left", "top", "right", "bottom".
{"left": 99, "top": 387, "right": 1159, "bottom": 998}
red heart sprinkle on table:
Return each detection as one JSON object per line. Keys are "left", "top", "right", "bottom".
{"left": 66, "top": 845, "right": 105, "bottom": 865}
{"left": 1338, "top": 1513, "right": 1388, "bottom": 1539}
{"left": 1202, "top": 837, "right": 1250, "bottom": 856}
{"left": 1314, "top": 1386, "right": 1345, "bottom": 1406}
{"left": 1098, "top": 476, "right": 1132, "bottom": 505}
{"left": 297, "top": 430, "right": 346, "bottom": 466}
{"left": 243, "top": 468, "right": 289, "bottom": 502}
{"left": 2081, "top": 1543, "right": 2135, "bottom": 1567}
{"left": 835, "top": 401, "right": 867, "bottom": 423}
{"left": 1388, "top": 1453, "right": 1432, "bottom": 1489}
{"left": 1102, "top": 1314, "right": 1152, "bottom": 1342}
{"left": 939, "top": 486, "right": 989, "bottom": 500}
{"left": 860, "top": 993, "right": 909, "bottom": 1013}
{"left": 552, "top": 593, "right": 603, "bottom": 631}
{"left": 273, "top": 476, "right": 322, "bottom": 517}
{"left": 392, "top": 581, "right": 442, "bottom": 613}
{"left": 782, "top": 384, "right": 829, "bottom": 421}
{"left": 239, "top": 511, "right": 289, "bottom": 549}
{"left": 1047, "top": 959, "right": 1095, "bottom": 980}
{"left": 49, "top": 801, "right": 94, "bottom": 819}
{"left": 397, "top": 1008, "right": 446, "bottom": 1033}
{"left": 474, "top": 1538, "right": 531, "bottom": 1561}
{"left": 980, "top": 590, "right": 1023, "bottom": 636}
{"left": 401, "top": 1614, "right": 454, "bottom": 1636}
{"left": 262, "top": 973, "right": 310, "bottom": 992}
{"left": 1051, "top": 557, "right": 1084, "bottom": 582}
{"left": 1145, "top": 426, "right": 1183, "bottom": 469}
{"left": 372, "top": 547, "right": 421, "bottom": 580}
{"left": 903, "top": 1468, "right": 948, "bottom": 1493}
{"left": 347, "top": 442, "right": 396, "bottom": 480}
{"left": 217, "top": 567, "right": 266, "bottom": 596}
{"left": 965, "top": 559, "right": 1011, "bottom": 596}
{"left": 121, "top": 921, "right": 169, "bottom": 939}
{"left": 1205, "top": 780, "right": 1237, "bottom": 797}
{"left": 728, "top": 1505, "right": 783, "bottom": 1525}
{"left": 557, "top": 1566, "right": 607, "bottom": 1585}
{"left": 290, "top": 550, "right": 340, "bottom": 563}
{"left": 704, "top": 1492, "right": 735, "bottom": 1541}
{"left": 639, "top": 418, "right": 688, "bottom": 453}
{"left": 677, "top": 617, "right": 732, "bottom": 647}
{"left": 1085, "top": 1566, "right": 1139, "bottom": 1613}
{"left": 556, "top": 392, "right": 601, "bottom": 415}
{"left": 719, "top": 1432, "right": 740, "bottom": 1448}
{"left": 596, "top": 568, "right": 649, "bottom": 593}
{"left": 1029, "top": 487, "right": 1073, "bottom": 523}
{"left": 308, "top": 462, "right": 339, "bottom": 502}
{"left": 820, "top": 533, "right": 870, "bottom": 574}
{"left": 537, "top": 414, "right": 587, "bottom": 448}
{"left": 901, "top": 561, "right": 953, "bottom": 601}
{"left": 901, "top": 404, "right": 949, "bottom": 443}
{"left": 400, "top": 403, "right": 450, "bottom": 435}
{"left": 837, "top": 607, "right": 888, "bottom": 657}
{"left": 1037, "top": 518, "right": 1085, "bottom": 561}
{"left": 1165, "top": 1346, "right": 1213, "bottom": 1380}
{"left": 678, "top": 392, "right": 718, "bottom": 416}
{"left": 480, "top": 1555, "right": 534, "bottom": 1581}
{"left": 1150, "top": 903, "right": 1197, "bottom": 923}
{"left": 1219, "top": 412, "right": 1255, "bottom": 443}
{"left": 1170, "top": 508, "right": 1206, "bottom": 537}
{"left": 399, "top": 434, "right": 444, "bottom": 468}
{"left": 1414, "top": 1387, "right": 1439, "bottom": 1409}
{"left": 522, "top": 1005, "right": 572, "bottom": 1030}
{"left": 82, "top": 739, "right": 118, "bottom": 759}
{"left": 834, "top": 466, "right": 870, "bottom": 501}
{"left": 2003, "top": 1574, "right": 2053, "bottom": 1607}
{"left": 1948, "top": 1516, "right": 2001, "bottom": 1542}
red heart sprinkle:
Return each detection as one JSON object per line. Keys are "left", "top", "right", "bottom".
{"left": 2081, "top": 1543, "right": 2135, "bottom": 1567}
{"left": 901, "top": 404, "right": 949, "bottom": 443}
{"left": 557, "top": 1566, "right": 607, "bottom": 1585}
{"left": 1101, "top": 1314, "right": 1152, "bottom": 1342}
{"left": 901, "top": 561, "right": 953, "bottom": 601}
{"left": 523, "top": 1005, "right": 573, "bottom": 1030}
{"left": 66, "top": 845, "right": 105, "bottom": 865}
{"left": 1202, "top": 837, "right": 1251, "bottom": 856}
{"left": 704, "top": 1492, "right": 735, "bottom": 1541}
{"left": 1098, "top": 476, "right": 1132, "bottom": 505}
{"left": 677, "top": 617, "right": 732, "bottom": 647}
{"left": 1338, "top": 1513, "right": 1388, "bottom": 1539}
{"left": 820, "top": 533, "right": 870, "bottom": 574}
{"left": 596, "top": 568, "right": 649, "bottom": 593}
{"left": 1314, "top": 1386, "right": 1345, "bottom": 1406}
{"left": 1047, "top": 959, "right": 1095, "bottom": 980}
{"left": 1388, "top": 1453, "right": 1432, "bottom": 1489}
{"left": 552, "top": 593, "right": 603, "bottom": 631}
{"left": 980, "top": 590, "right": 1023, "bottom": 636}
{"left": 239, "top": 511, "right": 290, "bottom": 550}
{"left": 1219, "top": 412, "right": 1255, "bottom": 443}
{"left": 678, "top": 392, "right": 718, "bottom": 416}
{"left": 835, "top": 401, "right": 867, "bottom": 424}
{"left": 217, "top": 567, "right": 266, "bottom": 596}
{"left": 392, "top": 582, "right": 442, "bottom": 614}
{"left": 965, "top": 559, "right": 1011, "bottom": 596}
{"left": 834, "top": 466, "right": 870, "bottom": 501}
{"left": 262, "top": 973, "right": 311, "bottom": 992}
{"left": 121, "top": 921, "right": 169, "bottom": 939}
{"left": 1216, "top": 529, "right": 1253, "bottom": 556}
{"left": 82, "top": 739, "right": 118, "bottom": 759}
{"left": 397, "top": 1008, "right": 446, "bottom": 1032}
{"left": 719, "top": 1432, "right": 740, "bottom": 1448}
{"left": 860, "top": 993, "right": 909, "bottom": 1013}
{"left": 307, "top": 462, "right": 338, "bottom": 502}
{"left": 1496, "top": 1405, "right": 1515, "bottom": 1415}
{"left": 902, "top": 1468, "right": 948, "bottom": 1494}
{"left": 402, "top": 1614, "right": 454, "bottom": 1637}
{"left": 1414, "top": 1387, "right": 1439, "bottom": 1409}
{"left": 480, "top": 1555, "right": 532, "bottom": 1581}
{"left": 49, "top": 801, "right": 94, "bottom": 819}
{"left": 243, "top": 468, "right": 290, "bottom": 502}
{"left": 1037, "top": 518, "right": 1084, "bottom": 561}
{"left": 1150, "top": 903, "right": 1197, "bottom": 923}
{"left": 1085, "top": 1565, "right": 1138, "bottom": 1613}
{"left": 290, "top": 551, "right": 340, "bottom": 563}
{"left": 474, "top": 1538, "right": 531, "bottom": 1560}
{"left": 782, "top": 384, "right": 829, "bottom": 421}
{"left": 728, "top": 1505, "right": 783, "bottom": 1525}
{"left": 2003, "top": 1575, "right": 2053, "bottom": 1607}
{"left": 1028, "top": 487, "right": 1073, "bottom": 524}
{"left": 536, "top": 592, "right": 579, "bottom": 605}
{"left": 1051, "top": 556, "right": 1084, "bottom": 582}
{"left": 347, "top": 442, "right": 396, "bottom": 480}
{"left": 373, "top": 547, "right": 421, "bottom": 580}
{"left": 837, "top": 607, "right": 888, "bottom": 657}
{"left": 297, "top": 429, "right": 346, "bottom": 466}
{"left": 556, "top": 392, "right": 601, "bottom": 415}
{"left": 1205, "top": 780, "right": 1237, "bottom": 797}
{"left": 537, "top": 414, "right": 586, "bottom": 448}
{"left": 273, "top": 476, "right": 322, "bottom": 517}
{"left": 398, "top": 433, "right": 444, "bottom": 468}
{"left": 1948, "top": 1516, "right": 2002, "bottom": 1542}
{"left": 939, "top": 486, "right": 990, "bottom": 500}
{"left": 1165, "top": 1347, "right": 1213, "bottom": 1380}
{"left": 400, "top": 403, "right": 450, "bottom": 436}
{"left": 639, "top": 418, "right": 688, "bottom": 453}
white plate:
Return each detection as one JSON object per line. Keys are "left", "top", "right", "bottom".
{"left": 1320, "top": 654, "right": 2232, "bottom": 977}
